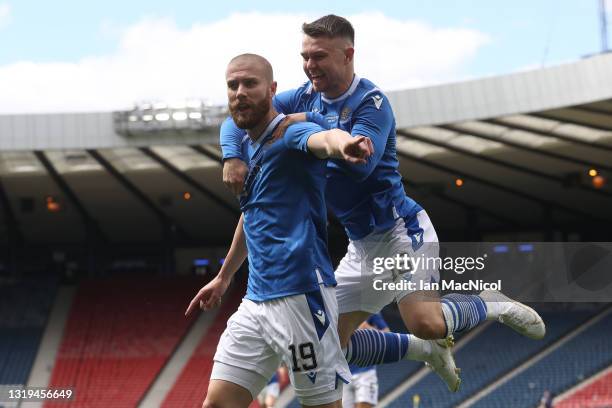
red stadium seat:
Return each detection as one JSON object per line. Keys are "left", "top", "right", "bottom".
{"left": 161, "top": 284, "right": 243, "bottom": 408}
{"left": 556, "top": 368, "right": 612, "bottom": 408}
{"left": 44, "top": 276, "right": 201, "bottom": 408}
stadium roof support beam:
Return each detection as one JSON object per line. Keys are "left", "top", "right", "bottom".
{"left": 439, "top": 124, "right": 612, "bottom": 173}
{"left": 34, "top": 150, "right": 108, "bottom": 247}
{"left": 397, "top": 130, "right": 612, "bottom": 199}
{"left": 401, "top": 178, "right": 517, "bottom": 228}
{"left": 573, "top": 104, "right": 612, "bottom": 115}
{"left": 394, "top": 148, "right": 612, "bottom": 224}
{"left": 531, "top": 111, "right": 612, "bottom": 132}
{"left": 0, "top": 178, "right": 23, "bottom": 245}
{"left": 140, "top": 147, "right": 240, "bottom": 218}
{"left": 484, "top": 118, "right": 612, "bottom": 153}
{"left": 87, "top": 149, "right": 194, "bottom": 244}
{"left": 193, "top": 144, "right": 579, "bottom": 230}
{"left": 189, "top": 145, "right": 223, "bottom": 164}
{"left": 0, "top": 178, "right": 23, "bottom": 275}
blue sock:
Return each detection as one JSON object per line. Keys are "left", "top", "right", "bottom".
{"left": 345, "top": 329, "right": 410, "bottom": 367}
{"left": 441, "top": 294, "right": 487, "bottom": 337}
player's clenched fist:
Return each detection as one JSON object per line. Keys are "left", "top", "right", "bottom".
{"left": 223, "top": 158, "right": 248, "bottom": 196}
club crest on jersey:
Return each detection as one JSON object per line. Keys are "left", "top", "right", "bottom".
{"left": 372, "top": 94, "right": 384, "bottom": 110}
{"left": 340, "top": 107, "right": 352, "bottom": 122}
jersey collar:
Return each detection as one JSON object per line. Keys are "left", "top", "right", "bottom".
{"left": 321, "top": 75, "right": 361, "bottom": 104}
{"left": 250, "top": 113, "right": 286, "bottom": 149}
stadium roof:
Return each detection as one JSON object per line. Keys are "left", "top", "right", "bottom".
{"left": 0, "top": 53, "right": 611, "bottom": 245}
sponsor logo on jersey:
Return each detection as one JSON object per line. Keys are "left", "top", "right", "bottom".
{"left": 326, "top": 114, "right": 338, "bottom": 124}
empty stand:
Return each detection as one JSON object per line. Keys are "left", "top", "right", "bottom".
{"left": 556, "top": 366, "right": 612, "bottom": 408}
{"left": 472, "top": 308, "right": 612, "bottom": 408}
{"left": 44, "top": 276, "right": 199, "bottom": 408}
{"left": 161, "top": 284, "right": 244, "bottom": 408}
{"left": 385, "top": 310, "right": 595, "bottom": 408}
{"left": 0, "top": 279, "right": 56, "bottom": 385}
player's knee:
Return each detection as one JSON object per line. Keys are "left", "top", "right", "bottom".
{"left": 202, "top": 397, "right": 224, "bottom": 408}
{"left": 399, "top": 298, "right": 446, "bottom": 339}
{"left": 408, "top": 316, "right": 446, "bottom": 339}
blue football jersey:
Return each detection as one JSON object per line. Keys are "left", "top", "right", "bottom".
{"left": 221, "top": 75, "right": 422, "bottom": 241}
{"left": 239, "top": 114, "right": 336, "bottom": 302}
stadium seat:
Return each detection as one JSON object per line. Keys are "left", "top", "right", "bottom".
{"left": 555, "top": 367, "right": 612, "bottom": 408}
{"left": 161, "top": 284, "right": 244, "bottom": 408}
{"left": 472, "top": 309, "right": 612, "bottom": 408}
{"left": 44, "top": 276, "right": 199, "bottom": 408}
{"left": 0, "top": 279, "right": 56, "bottom": 385}
{"left": 385, "top": 310, "right": 596, "bottom": 408}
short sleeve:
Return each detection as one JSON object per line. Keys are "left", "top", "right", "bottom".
{"left": 282, "top": 122, "right": 324, "bottom": 153}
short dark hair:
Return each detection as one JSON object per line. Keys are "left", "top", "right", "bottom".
{"left": 228, "top": 53, "right": 274, "bottom": 82}
{"left": 302, "top": 14, "right": 354, "bottom": 45}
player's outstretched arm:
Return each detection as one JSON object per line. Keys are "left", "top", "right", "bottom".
{"left": 307, "top": 128, "right": 374, "bottom": 164}
{"left": 185, "top": 214, "right": 247, "bottom": 316}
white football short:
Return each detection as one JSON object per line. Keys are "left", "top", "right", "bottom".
{"left": 342, "top": 368, "right": 379, "bottom": 407}
{"left": 212, "top": 285, "right": 351, "bottom": 406}
{"left": 335, "top": 210, "right": 440, "bottom": 314}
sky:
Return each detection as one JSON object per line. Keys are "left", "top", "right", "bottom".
{"left": 0, "top": 0, "right": 609, "bottom": 114}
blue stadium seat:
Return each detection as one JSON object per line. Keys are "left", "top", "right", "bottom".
{"left": 0, "top": 280, "right": 56, "bottom": 384}
{"left": 385, "top": 310, "right": 594, "bottom": 408}
{"left": 473, "top": 309, "right": 612, "bottom": 408}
